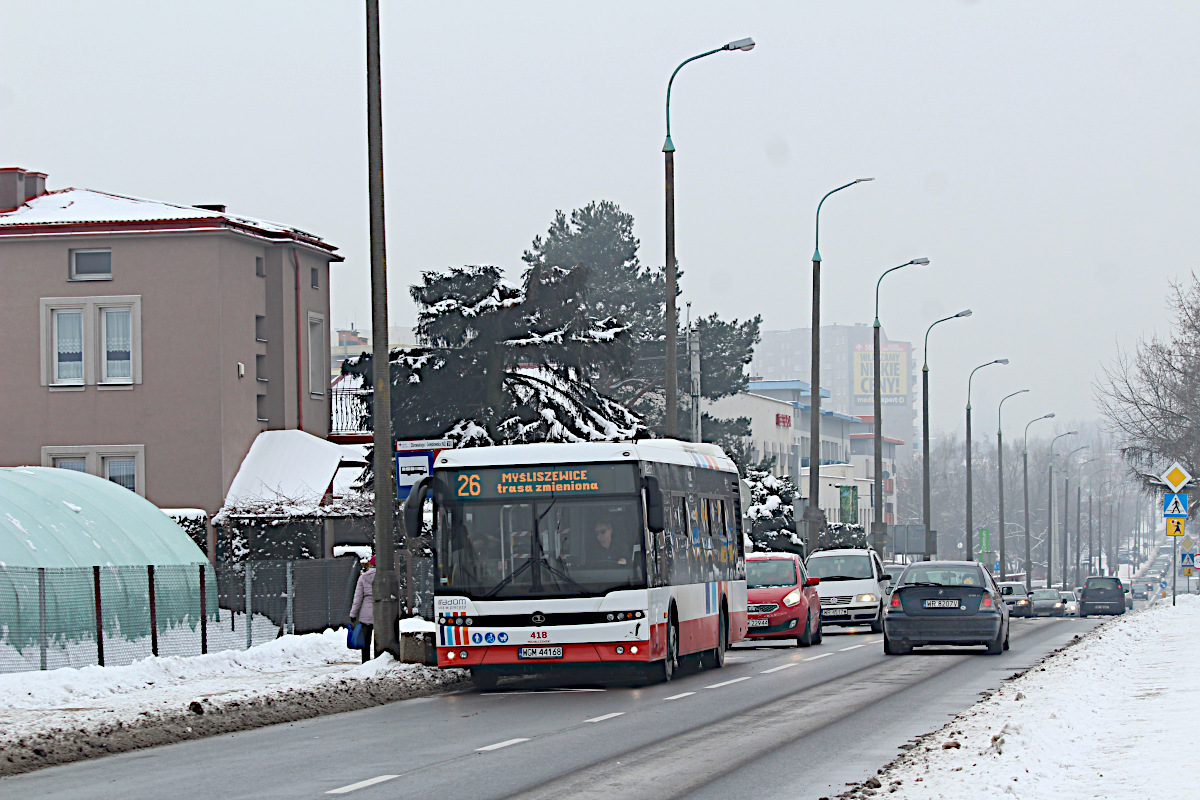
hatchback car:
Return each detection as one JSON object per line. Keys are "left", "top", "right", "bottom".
{"left": 883, "top": 561, "right": 1010, "bottom": 655}
{"left": 1132, "top": 583, "right": 1149, "bottom": 600}
{"left": 1059, "top": 590, "right": 1079, "bottom": 617}
{"left": 997, "top": 582, "right": 1033, "bottom": 617}
{"left": 1029, "top": 588, "right": 1066, "bottom": 617}
{"left": 744, "top": 553, "right": 822, "bottom": 646}
{"left": 806, "top": 548, "right": 891, "bottom": 632}
{"left": 1079, "top": 576, "right": 1125, "bottom": 616}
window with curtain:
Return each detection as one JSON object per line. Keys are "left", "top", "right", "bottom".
{"left": 104, "top": 457, "right": 136, "bottom": 492}
{"left": 54, "top": 309, "right": 84, "bottom": 381}
{"left": 102, "top": 308, "right": 132, "bottom": 380}
{"left": 308, "top": 316, "right": 325, "bottom": 396}
{"left": 53, "top": 457, "right": 86, "bottom": 472}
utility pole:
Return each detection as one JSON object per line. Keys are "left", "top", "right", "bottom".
{"left": 688, "top": 304, "right": 701, "bottom": 443}
{"left": 365, "top": 0, "right": 399, "bottom": 657}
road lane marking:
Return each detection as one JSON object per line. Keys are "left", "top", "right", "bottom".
{"left": 760, "top": 662, "right": 799, "bottom": 674}
{"left": 476, "top": 738, "right": 529, "bottom": 752}
{"left": 664, "top": 692, "right": 695, "bottom": 700}
{"left": 705, "top": 676, "right": 752, "bottom": 689}
{"left": 839, "top": 644, "right": 866, "bottom": 651}
{"left": 805, "top": 652, "right": 833, "bottom": 660}
{"left": 586, "top": 712, "right": 625, "bottom": 723}
{"left": 867, "top": 638, "right": 882, "bottom": 643}
{"left": 326, "top": 775, "right": 399, "bottom": 794}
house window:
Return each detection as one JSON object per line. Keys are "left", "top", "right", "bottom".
{"left": 311, "top": 267, "right": 319, "bottom": 289}
{"left": 104, "top": 456, "right": 137, "bottom": 492}
{"left": 101, "top": 308, "right": 132, "bottom": 381}
{"left": 53, "top": 309, "right": 84, "bottom": 382}
{"left": 40, "top": 296, "right": 142, "bottom": 387}
{"left": 255, "top": 256, "right": 265, "bottom": 277}
{"left": 70, "top": 249, "right": 112, "bottom": 280}
{"left": 308, "top": 313, "right": 325, "bottom": 396}
{"left": 41, "top": 445, "right": 145, "bottom": 496}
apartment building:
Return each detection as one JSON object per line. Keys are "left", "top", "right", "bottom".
{"left": 0, "top": 168, "right": 341, "bottom": 515}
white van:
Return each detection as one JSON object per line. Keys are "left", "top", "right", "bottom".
{"left": 805, "top": 548, "right": 892, "bottom": 632}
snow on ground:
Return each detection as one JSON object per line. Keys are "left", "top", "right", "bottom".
{"left": 0, "top": 623, "right": 464, "bottom": 776}
{"left": 842, "top": 595, "right": 1200, "bottom": 799}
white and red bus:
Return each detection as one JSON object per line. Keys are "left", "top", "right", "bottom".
{"left": 404, "top": 440, "right": 747, "bottom": 685}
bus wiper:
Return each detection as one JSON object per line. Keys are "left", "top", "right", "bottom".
{"left": 542, "top": 557, "right": 590, "bottom": 595}
{"left": 483, "top": 556, "right": 535, "bottom": 598}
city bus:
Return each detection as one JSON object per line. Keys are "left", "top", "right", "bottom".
{"left": 403, "top": 439, "right": 747, "bottom": 686}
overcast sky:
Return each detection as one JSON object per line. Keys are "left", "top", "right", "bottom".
{"left": 3, "top": 1, "right": 1197, "bottom": 437}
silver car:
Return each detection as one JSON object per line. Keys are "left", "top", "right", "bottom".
{"left": 1059, "top": 590, "right": 1079, "bottom": 617}
{"left": 997, "top": 582, "right": 1033, "bottom": 617}
{"left": 1030, "top": 589, "right": 1066, "bottom": 617}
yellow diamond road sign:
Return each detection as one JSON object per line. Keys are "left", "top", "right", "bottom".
{"left": 1183, "top": 535, "right": 1196, "bottom": 551}
{"left": 1168, "top": 518, "right": 1186, "bottom": 537}
{"left": 1162, "top": 462, "right": 1193, "bottom": 492}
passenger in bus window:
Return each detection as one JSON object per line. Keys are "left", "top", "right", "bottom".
{"left": 591, "top": 521, "right": 628, "bottom": 565}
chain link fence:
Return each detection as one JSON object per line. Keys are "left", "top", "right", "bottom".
{"left": 0, "top": 552, "right": 437, "bottom": 675}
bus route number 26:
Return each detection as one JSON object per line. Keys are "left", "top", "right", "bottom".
{"left": 457, "top": 474, "right": 482, "bottom": 497}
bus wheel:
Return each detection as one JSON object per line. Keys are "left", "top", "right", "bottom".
{"left": 708, "top": 609, "right": 728, "bottom": 669}
{"left": 656, "top": 615, "right": 679, "bottom": 682}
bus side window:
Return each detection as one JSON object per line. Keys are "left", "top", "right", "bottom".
{"left": 688, "top": 494, "right": 701, "bottom": 547}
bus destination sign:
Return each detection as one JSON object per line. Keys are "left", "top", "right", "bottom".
{"left": 448, "top": 464, "right": 636, "bottom": 500}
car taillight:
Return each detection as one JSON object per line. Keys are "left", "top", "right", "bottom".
{"left": 890, "top": 594, "right": 901, "bottom": 608}
{"left": 982, "top": 594, "right": 994, "bottom": 607}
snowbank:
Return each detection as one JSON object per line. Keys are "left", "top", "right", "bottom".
{"left": 0, "top": 628, "right": 465, "bottom": 776}
{"left": 842, "top": 596, "right": 1200, "bottom": 799}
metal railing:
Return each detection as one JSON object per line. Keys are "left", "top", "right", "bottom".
{"left": 331, "top": 387, "right": 372, "bottom": 435}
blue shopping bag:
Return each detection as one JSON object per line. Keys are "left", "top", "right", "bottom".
{"left": 346, "top": 622, "right": 366, "bottom": 650}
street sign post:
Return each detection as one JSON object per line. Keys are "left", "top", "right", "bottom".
{"left": 978, "top": 527, "right": 990, "bottom": 554}
{"left": 1164, "top": 493, "right": 1189, "bottom": 518}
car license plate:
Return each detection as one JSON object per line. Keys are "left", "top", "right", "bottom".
{"left": 518, "top": 646, "right": 563, "bottom": 659}
{"left": 747, "top": 618, "right": 768, "bottom": 628}
{"left": 923, "top": 599, "right": 960, "bottom": 608}
{"left": 822, "top": 608, "right": 850, "bottom": 616}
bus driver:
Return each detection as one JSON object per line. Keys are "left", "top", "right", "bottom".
{"left": 592, "top": 521, "right": 628, "bottom": 566}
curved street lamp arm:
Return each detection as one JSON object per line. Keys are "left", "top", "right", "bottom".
{"left": 998, "top": 389, "right": 1030, "bottom": 432}
{"left": 968, "top": 359, "right": 1008, "bottom": 409}
{"left": 665, "top": 47, "right": 725, "bottom": 142}
{"left": 814, "top": 179, "right": 873, "bottom": 261}
{"left": 1024, "top": 413, "right": 1054, "bottom": 454}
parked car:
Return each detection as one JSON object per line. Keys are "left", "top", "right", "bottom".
{"left": 882, "top": 561, "right": 1010, "bottom": 655}
{"left": 1029, "top": 588, "right": 1066, "bottom": 617}
{"left": 1079, "top": 576, "right": 1126, "bottom": 616}
{"left": 997, "top": 582, "right": 1033, "bottom": 617}
{"left": 744, "top": 552, "right": 822, "bottom": 646}
{"left": 806, "top": 548, "right": 892, "bottom": 632}
{"left": 1059, "top": 590, "right": 1079, "bottom": 617}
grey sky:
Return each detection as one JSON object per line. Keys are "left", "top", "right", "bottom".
{"left": 3, "top": 1, "right": 1197, "bottom": 437}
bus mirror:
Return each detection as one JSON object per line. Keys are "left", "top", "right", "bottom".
{"left": 644, "top": 476, "right": 664, "bottom": 533}
{"left": 403, "top": 476, "right": 433, "bottom": 541}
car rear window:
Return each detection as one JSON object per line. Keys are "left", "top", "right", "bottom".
{"left": 1031, "top": 590, "right": 1060, "bottom": 600}
{"left": 899, "top": 564, "right": 986, "bottom": 587}
{"left": 1086, "top": 577, "right": 1121, "bottom": 590}
{"left": 806, "top": 554, "right": 873, "bottom": 580}
{"left": 747, "top": 559, "right": 798, "bottom": 589}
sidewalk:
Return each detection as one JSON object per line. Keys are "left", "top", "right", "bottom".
{"left": 0, "top": 624, "right": 464, "bottom": 777}
{"left": 841, "top": 595, "right": 1199, "bottom": 799}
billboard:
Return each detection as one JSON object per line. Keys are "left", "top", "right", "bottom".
{"left": 853, "top": 342, "right": 910, "bottom": 408}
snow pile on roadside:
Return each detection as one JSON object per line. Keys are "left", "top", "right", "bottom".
{"left": 0, "top": 628, "right": 466, "bottom": 776}
{"left": 844, "top": 597, "right": 1200, "bottom": 799}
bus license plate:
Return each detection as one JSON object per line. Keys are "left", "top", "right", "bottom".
{"left": 822, "top": 608, "right": 849, "bottom": 616}
{"left": 518, "top": 647, "right": 563, "bottom": 659}
{"left": 923, "top": 599, "right": 960, "bottom": 608}
{"left": 747, "top": 618, "right": 768, "bottom": 628}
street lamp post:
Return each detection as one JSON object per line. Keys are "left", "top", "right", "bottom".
{"left": 1023, "top": 413, "right": 1055, "bottom": 590}
{"left": 966, "top": 359, "right": 1008, "bottom": 560}
{"left": 996, "top": 389, "right": 1029, "bottom": 580}
{"left": 873, "top": 258, "right": 929, "bottom": 555}
{"left": 1061, "top": 446, "right": 1088, "bottom": 588}
{"left": 922, "top": 310, "right": 972, "bottom": 561}
{"left": 1047, "top": 431, "right": 1077, "bottom": 587}
{"left": 663, "top": 38, "right": 755, "bottom": 439}
{"left": 804, "top": 178, "right": 873, "bottom": 541}
{"left": 1071, "top": 458, "right": 1100, "bottom": 586}
{"left": 1090, "top": 477, "right": 1112, "bottom": 577}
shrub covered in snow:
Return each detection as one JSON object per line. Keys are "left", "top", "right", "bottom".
{"left": 743, "top": 468, "right": 803, "bottom": 555}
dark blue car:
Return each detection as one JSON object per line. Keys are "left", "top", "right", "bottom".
{"left": 883, "top": 561, "right": 1010, "bottom": 655}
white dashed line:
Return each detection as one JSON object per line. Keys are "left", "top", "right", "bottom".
{"left": 476, "top": 738, "right": 530, "bottom": 752}
{"left": 839, "top": 644, "right": 866, "bottom": 652}
{"left": 806, "top": 652, "right": 833, "bottom": 660}
{"left": 760, "top": 662, "right": 799, "bottom": 674}
{"left": 326, "top": 775, "right": 400, "bottom": 794}
{"left": 664, "top": 692, "right": 695, "bottom": 701}
{"left": 705, "top": 676, "right": 752, "bottom": 689}
{"left": 586, "top": 712, "right": 625, "bottom": 723}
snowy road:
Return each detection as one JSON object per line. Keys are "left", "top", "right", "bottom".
{"left": 0, "top": 616, "right": 1098, "bottom": 799}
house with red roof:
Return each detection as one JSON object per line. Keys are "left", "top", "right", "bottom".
{"left": 0, "top": 168, "right": 342, "bottom": 550}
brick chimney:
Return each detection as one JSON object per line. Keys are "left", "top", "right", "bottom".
{"left": 0, "top": 168, "right": 48, "bottom": 212}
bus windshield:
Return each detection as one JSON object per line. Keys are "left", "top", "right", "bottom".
{"left": 436, "top": 472, "right": 646, "bottom": 599}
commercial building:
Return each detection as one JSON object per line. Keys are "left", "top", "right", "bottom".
{"left": 0, "top": 168, "right": 341, "bottom": 519}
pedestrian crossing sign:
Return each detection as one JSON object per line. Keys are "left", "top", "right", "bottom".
{"left": 1183, "top": 553, "right": 1196, "bottom": 568}
{"left": 1164, "top": 493, "right": 1188, "bottom": 518}
{"left": 1167, "top": 518, "right": 1186, "bottom": 537}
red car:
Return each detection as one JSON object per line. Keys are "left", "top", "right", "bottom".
{"left": 744, "top": 552, "right": 822, "bottom": 646}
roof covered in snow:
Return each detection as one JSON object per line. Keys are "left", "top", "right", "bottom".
{"left": 0, "top": 188, "right": 339, "bottom": 255}
{"left": 0, "top": 468, "right": 207, "bottom": 568}
{"left": 222, "top": 430, "right": 346, "bottom": 514}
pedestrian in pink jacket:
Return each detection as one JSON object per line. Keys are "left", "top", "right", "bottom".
{"left": 350, "top": 556, "right": 375, "bottom": 662}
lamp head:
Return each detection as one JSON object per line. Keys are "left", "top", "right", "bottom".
{"left": 955, "top": 309, "right": 973, "bottom": 318}
{"left": 726, "top": 37, "right": 755, "bottom": 51}
{"left": 855, "top": 177, "right": 875, "bottom": 184}
{"left": 1044, "top": 412, "right": 1056, "bottom": 419}
{"left": 996, "top": 358, "right": 1010, "bottom": 365}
